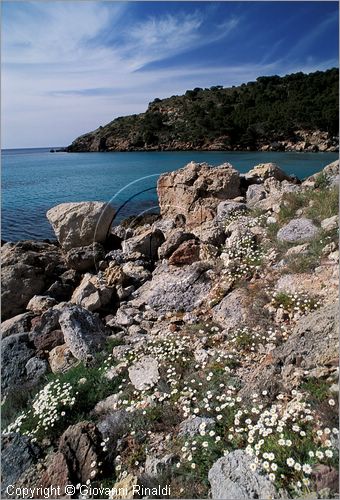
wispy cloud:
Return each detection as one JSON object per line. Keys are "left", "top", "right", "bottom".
{"left": 1, "top": 2, "right": 338, "bottom": 148}
{"left": 285, "top": 9, "right": 338, "bottom": 60}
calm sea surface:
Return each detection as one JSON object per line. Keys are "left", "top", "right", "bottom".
{"left": 1, "top": 148, "right": 338, "bottom": 242}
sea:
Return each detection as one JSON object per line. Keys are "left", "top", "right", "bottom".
{"left": 1, "top": 148, "right": 338, "bottom": 242}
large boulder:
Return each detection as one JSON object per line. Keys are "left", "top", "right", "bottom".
{"left": 58, "top": 305, "right": 107, "bottom": 361}
{"left": 58, "top": 422, "right": 103, "bottom": 484}
{"left": 1, "top": 241, "right": 64, "bottom": 320}
{"left": 277, "top": 218, "right": 319, "bottom": 243}
{"left": 1, "top": 434, "right": 41, "bottom": 497}
{"left": 46, "top": 202, "right": 115, "bottom": 251}
{"left": 1, "top": 333, "right": 35, "bottom": 394}
{"left": 131, "top": 262, "right": 212, "bottom": 313}
{"left": 41, "top": 422, "right": 103, "bottom": 490}
{"left": 208, "top": 450, "right": 277, "bottom": 499}
{"left": 245, "top": 162, "right": 294, "bottom": 182}
{"left": 157, "top": 162, "right": 241, "bottom": 228}
{"left": 71, "top": 273, "right": 113, "bottom": 312}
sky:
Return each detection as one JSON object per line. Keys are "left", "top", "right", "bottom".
{"left": 2, "top": 1, "right": 339, "bottom": 149}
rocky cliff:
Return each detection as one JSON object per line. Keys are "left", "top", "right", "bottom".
{"left": 1, "top": 160, "right": 339, "bottom": 499}
{"left": 67, "top": 68, "right": 339, "bottom": 153}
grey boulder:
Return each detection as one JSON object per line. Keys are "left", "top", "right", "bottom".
{"left": 1, "top": 333, "right": 35, "bottom": 393}
{"left": 132, "top": 262, "right": 212, "bottom": 313}
{"left": 58, "top": 305, "right": 107, "bottom": 361}
{"left": 208, "top": 450, "right": 277, "bottom": 499}
{"left": 277, "top": 218, "right": 318, "bottom": 243}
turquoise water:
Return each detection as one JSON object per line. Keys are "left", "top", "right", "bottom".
{"left": 1, "top": 148, "right": 338, "bottom": 242}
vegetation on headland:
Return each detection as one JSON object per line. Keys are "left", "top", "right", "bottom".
{"left": 67, "top": 68, "right": 339, "bottom": 152}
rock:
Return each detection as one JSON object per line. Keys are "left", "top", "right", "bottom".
{"left": 122, "top": 229, "right": 165, "bottom": 260}
{"left": 48, "top": 344, "right": 77, "bottom": 373}
{"left": 30, "top": 307, "right": 61, "bottom": 336}
{"left": 157, "top": 162, "right": 241, "bottom": 228}
{"left": 121, "top": 261, "right": 151, "bottom": 286}
{"left": 31, "top": 329, "right": 64, "bottom": 358}
{"left": 65, "top": 242, "right": 105, "bottom": 271}
{"left": 132, "top": 262, "right": 212, "bottom": 313}
{"left": 112, "top": 474, "right": 138, "bottom": 499}
{"left": 191, "top": 220, "right": 226, "bottom": 246}
{"left": 96, "top": 409, "right": 130, "bottom": 440}
{"left": 58, "top": 421, "right": 103, "bottom": 484}
{"left": 39, "top": 452, "right": 71, "bottom": 498}
{"left": 115, "top": 306, "right": 141, "bottom": 327}
{"left": 304, "top": 160, "right": 339, "bottom": 187}
{"left": 286, "top": 243, "right": 309, "bottom": 256}
{"left": 1, "top": 312, "right": 34, "bottom": 339}
{"left": 240, "top": 302, "right": 339, "bottom": 399}
{"left": 208, "top": 450, "right": 277, "bottom": 499}
{"left": 199, "top": 243, "right": 219, "bottom": 262}
{"left": 104, "top": 263, "right": 127, "bottom": 286}
{"left": 217, "top": 200, "right": 247, "bottom": 223}
{"left": 245, "top": 162, "right": 294, "bottom": 182}
{"left": 321, "top": 215, "right": 338, "bottom": 232}
{"left": 277, "top": 218, "right": 319, "bottom": 243}
{"left": 1, "top": 241, "right": 64, "bottom": 320}
{"left": 128, "top": 324, "right": 147, "bottom": 336}
{"left": 1, "top": 434, "right": 41, "bottom": 497}
{"left": 128, "top": 356, "right": 160, "bottom": 390}
{"left": 26, "top": 295, "right": 57, "bottom": 315}
{"left": 312, "top": 464, "right": 339, "bottom": 493}
{"left": 93, "top": 394, "right": 120, "bottom": 415}
{"left": 46, "top": 281, "right": 74, "bottom": 302}
{"left": 246, "top": 184, "right": 267, "bottom": 207}
{"left": 1, "top": 333, "right": 35, "bottom": 393}
{"left": 194, "top": 348, "right": 209, "bottom": 364}
{"left": 145, "top": 454, "right": 175, "bottom": 477}
{"left": 116, "top": 284, "right": 135, "bottom": 300}
{"left": 71, "top": 273, "right": 113, "bottom": 312}
{"left": 152, "top": 218, "right": 176, "bottom": 237}
{"left": 112, "top": 345, "right": 132, "bottom": 360}
{"left": 212, "top": 289, "right": 250, "bottom": 331}
{"left": 58, "top": 306, "right": 107, "bottom": 361}
{"left": 158, "top": 231, "right": 196, "bottom": 260}
{"left": 168, "top": 239, "right": 200, "bottom": 266}
{"left": 178, "top": 416, "right": 215, "bottom": 437}
{"left": 25, "top": 357, "right": 48, "bottom": 382}
{"left": 46, "top": 201, "right": 115, "bottom": 251}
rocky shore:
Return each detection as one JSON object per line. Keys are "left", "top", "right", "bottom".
{"left": 66, "top": 128, "right": 338, "bottom": 153}
{"left": 1, "top": 159, "right": 339, "bottom": 499}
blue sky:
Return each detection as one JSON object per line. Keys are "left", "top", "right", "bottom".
{"left": 2, "top": 1, "right": 339, "bottom": 148}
